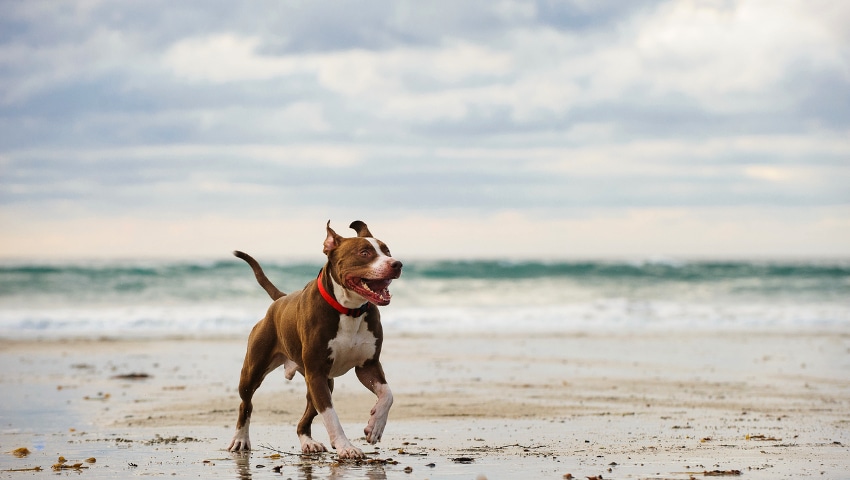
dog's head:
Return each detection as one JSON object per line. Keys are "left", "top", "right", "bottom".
{"left": 323, "top": 220, "right": 402, "bottom": 306}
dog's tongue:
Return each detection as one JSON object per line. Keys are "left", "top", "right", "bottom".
{"left": 363, "top": 278, "right": 392, "bottom": 304}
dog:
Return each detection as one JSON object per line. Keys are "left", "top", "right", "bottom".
{"left": 226, "top": 220, "right": 402, "bottom": 459}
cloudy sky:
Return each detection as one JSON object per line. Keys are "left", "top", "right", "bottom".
{"left": 1, "top": 0, "right": 848, "bottom": 260}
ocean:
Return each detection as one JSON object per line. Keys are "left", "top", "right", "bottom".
{"left": 1, "top": 258, "right": 848, "bottom": 338}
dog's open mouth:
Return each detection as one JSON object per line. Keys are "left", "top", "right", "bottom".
{"left": 346, "top": 276, "right": 393, "bottom": 306}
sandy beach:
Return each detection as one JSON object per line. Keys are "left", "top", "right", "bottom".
{"left": 1, "top": 329, "right": 849, "bottom": 479}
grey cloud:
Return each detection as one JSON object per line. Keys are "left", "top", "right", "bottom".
{"left": 4, "top": 149, "right": 847, "bottom": 222}
{"left": 534, "top": 0, "right": 667, "bottom": 30}
{"left": 789, "top": 70, "right": 850, "bottom": 128}
{"left": 1, "top": 0, "right": 848, "bottom": 224}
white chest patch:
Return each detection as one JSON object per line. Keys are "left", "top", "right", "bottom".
{"left": 327, "top": 315, "right": 377, "bottom": 378}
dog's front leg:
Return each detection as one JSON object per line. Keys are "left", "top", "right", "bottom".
{"left": 305, "top": 373, "right": 364, "bottom": 459}
{"left": 356, "top": 361, "right": 393, "bottom": 444}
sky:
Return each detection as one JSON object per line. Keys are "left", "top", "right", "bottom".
{"left": 1, "top": 0, "right": 849, "bottom": 260}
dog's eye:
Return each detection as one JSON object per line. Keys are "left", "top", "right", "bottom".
{"left": 359, "top": 249, "right": 371, "bottom": 257}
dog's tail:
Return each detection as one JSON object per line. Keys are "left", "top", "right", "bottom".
{"left": 233, "top": 251, "right": 286, "bottom": 300}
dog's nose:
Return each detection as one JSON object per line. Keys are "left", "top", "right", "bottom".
{"left": 391, "top": 260, "right": 403, "bottom": 270}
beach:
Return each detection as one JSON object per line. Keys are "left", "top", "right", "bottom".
{"left": 2, "top": 329, "right": 848, "bottom": 479}
{"left": 3, "top": 1, "right": 850, "bottom": 477}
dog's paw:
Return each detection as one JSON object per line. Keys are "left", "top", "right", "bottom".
{"left": 364, "top": 427, "right": 385, "bottom": 444}
{"left": 364, "top": 422, "right": 382, "bottom": 444}
{"left": 336, "top": 443, "right": 365, "bottom": 459}
{"left": 364, "top": 408, "right": 388, "bottom": 444}
{"left": 227, "top": 436, "right": 251, "bottom": 452}
{"left": 227, "top": 426, "right": 251, "bottom": 452}
{"left": 299, "top": 436, "right": 327, "bottom": 454}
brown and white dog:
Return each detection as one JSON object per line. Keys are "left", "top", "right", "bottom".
{"left": 226, "top": 220, "right": 402, "bottom": 458}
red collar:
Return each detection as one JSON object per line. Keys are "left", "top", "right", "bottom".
{"left": 317, "top": 269, "right": 369, "bottom": 317}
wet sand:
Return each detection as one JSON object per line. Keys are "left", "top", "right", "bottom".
{"left": 1, "top": 330, "right": 849, "bottom": 479}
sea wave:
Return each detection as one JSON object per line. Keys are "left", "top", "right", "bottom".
{"left": 1, "top": 258, "right": 848, "bottom": 338}
{"left": 1, "top": 300, "right": 847, "bottom": 339}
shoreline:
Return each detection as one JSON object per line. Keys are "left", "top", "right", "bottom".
{"left": 2, "top": 330, "right": 849, "bottom": 478}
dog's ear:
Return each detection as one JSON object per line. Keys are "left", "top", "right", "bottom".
{"left": 349, "top": 220, "right": 373, "bottom": 238}
{"left": 323, "top": 220, "right": 343, "bottom": 254}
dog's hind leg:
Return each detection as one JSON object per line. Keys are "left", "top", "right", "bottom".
{"left": 227, "top": 319, "right": 281, "bottom": 452}
{"left": 297, "top": 379, "right": 333, "bottom": 453}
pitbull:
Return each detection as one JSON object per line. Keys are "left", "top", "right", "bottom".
{"left": 226, "top": 220, "right": 402, "bottom": 458}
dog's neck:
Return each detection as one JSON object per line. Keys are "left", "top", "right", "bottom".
{"left": 318, "top": 268, "right": 369, "bottom": 316}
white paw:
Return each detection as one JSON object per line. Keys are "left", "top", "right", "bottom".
{"left": 227, "top": 430, "right": 251, "bottom": 452}
{"left": 364, "top": 418, "right": 386, "bottom": 444}
{"left": 336, "top": 442, "right": 365, "bottom": 459}
{"left": 299, "top": 435, "right": 328, "bottom": 454}
{"left": 364, "top": 404, "right": 389, "bottom": 444}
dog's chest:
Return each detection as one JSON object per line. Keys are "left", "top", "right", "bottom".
{"left": 327, "top": 316, "right": 377, "bottom": 378}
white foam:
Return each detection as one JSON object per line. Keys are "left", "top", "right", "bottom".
{"left": 1, "top": 262, "right": 848, "bottom": 339}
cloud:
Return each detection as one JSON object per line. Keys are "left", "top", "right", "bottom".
{"left": 4, "top": 132, "right": 847, "bottom": 223}
{"left": 0, "top": 0, "right": 848, "bottom": 258}
{"left": 164, "top": 34, "right": 300, "bottom": 83}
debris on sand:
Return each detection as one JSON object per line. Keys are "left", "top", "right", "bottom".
{"left": 83, "top": 392, "right": 111, "bottom": 401}
{"left": 703, "top": 470, "right": 742, "bottom": 476}
{"left": 9, "top": 447, "right": 30, "bottom": 458}
{"left": 746, "top": 434, "right": 781, "bottom": 441}
{"left": 52, "top": 456, "right": 89, "bottom": 471}
{"left": 112, "top": 372, "right": 152, "bottom": 380}
{"left": 144, "top": 435, "right": 200, "bottom": 445}
{"left": 451, "top": 457, "right": 475, "bottom": 464}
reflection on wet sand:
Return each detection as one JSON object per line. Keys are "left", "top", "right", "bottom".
{"left": 231, "top": 451, "right": 387, "bottom": 480}
{"left": 233, "top": 451, "right": 251, "bottom": 480}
